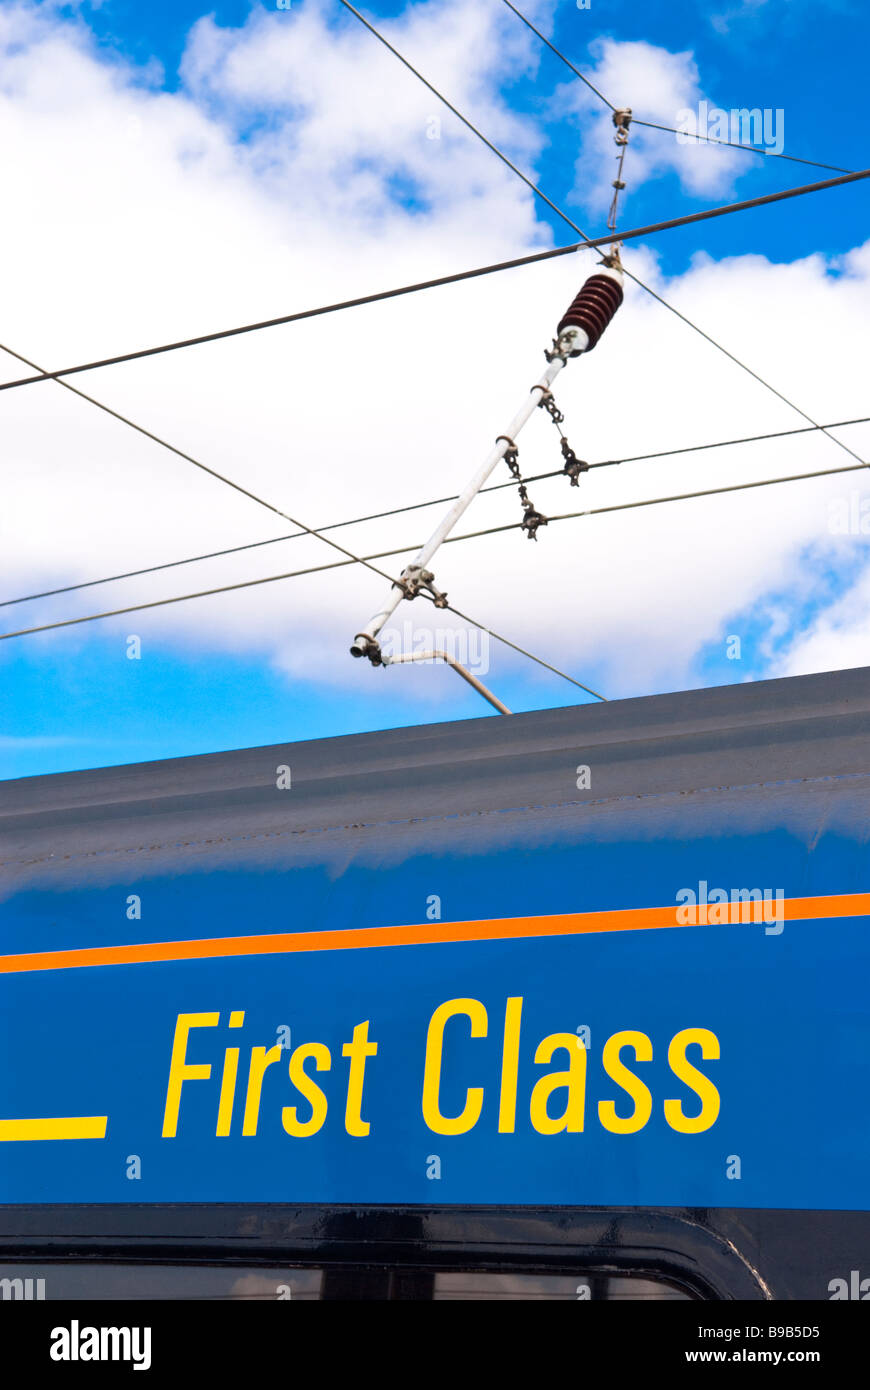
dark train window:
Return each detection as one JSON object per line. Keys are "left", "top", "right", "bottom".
{"left": 0, "top": 1266, "right": 322, "bottom": 1301}
{"left": 0, "top": 1264, "right": 692, "bottom": 1301}
{"left": 433, "top": 1272, "right": 692, "bottom": 1300}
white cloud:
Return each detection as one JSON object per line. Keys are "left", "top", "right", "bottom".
{"left": 559, "top": 36, "right": 747, "bottom": 211}
{"left": 709, "top": 0, "right": 770, "bottom": 36}
{"left": 768, "top": 543, "right": 870, "bottom": 678}
{"left": 179, "top": 0, "right": 548, "bottom": 234}
{"left": 706, "top": 0, "right": 847, "bottom": 37}
{"left": 0, "top": 0, "right": 867, "bottom": 711}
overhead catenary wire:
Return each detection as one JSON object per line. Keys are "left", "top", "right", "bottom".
{"left": 336, "top": 0, "right": 585, "bottom": 254}
{"left": 341, "top": 1, "right": 868, "bottom": 472}
{"left": 6, "top": 412, "right": 868, "bottom": 612}
{"left": 0, "top": 361, "right": 605, "bottom": 702}
{"left": 0, "top": 340, "right": 408, "bottom": 595}
{"left": 0, "top": 550, "right": 605, "bottom": 700}
{"left": 0, "top": 330, "right": 606, "bottom": 696}
{"left": 1, "top": 166, "right": 867, "bottom": 394}
{"left": 500, "top": 0, "right": 853, "bottom": 175}
{"left": 631, "top": 118, "right": 852, "bottom": 174}
{"left": 4, "top": 453, "right": 867, "bottom": 644}
{"left": 4, "top": 10, "right": 864, "bottom": 708}
{"left": 500, "top": 0, "right": 616, "bottom": 110}
{"left": 438, "top": 603, "right": 607, "bottom": 702}
{"left": 8, "top": 335, "right": 598, "bottom": 707}
{"left": 0, "top": 329, "right": 609, "bottom": 699}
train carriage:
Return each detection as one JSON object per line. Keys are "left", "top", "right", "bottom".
{"left": 2, "top": 664, "right": 870, "bottom": 1301}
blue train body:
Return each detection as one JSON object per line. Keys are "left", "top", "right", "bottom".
{"left": 2, "top": 666, "right": 869, "bottom": 1212}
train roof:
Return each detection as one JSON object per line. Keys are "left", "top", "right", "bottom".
{"left": 2, "top": 664, "right": 870, "bottom": 867}
{"left": 4, "top": 662, "right": 870, "bottom": 814}
{"left": 5, "top": 664, "right": 867, "bottom": 811}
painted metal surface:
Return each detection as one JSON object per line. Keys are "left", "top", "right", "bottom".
{"left": 2, "top": 667, "right": 869, "bottom": 1215}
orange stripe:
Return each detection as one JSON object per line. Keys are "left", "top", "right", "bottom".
{"left": 1, "top": 892, "right": 868, "bottom": 976}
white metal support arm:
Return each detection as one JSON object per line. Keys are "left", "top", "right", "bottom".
{"left": 348, "top": 261, "right": 624, "bottom": 668}
{"left": 384, "top": 649, "right": 512, "bottom": 715}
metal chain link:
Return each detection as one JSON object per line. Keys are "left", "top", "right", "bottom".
{"left": 537, "top": 390, "right": 589, "bottom": 487}
{"left": 498, "top": 434, "right": 548, "bottom": 540}
{"left": 607, "top": 107, "right": 632, "bottom": 233}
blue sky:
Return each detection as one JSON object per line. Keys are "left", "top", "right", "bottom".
{"left": 2, "top": 0, "right": 869, "bottom": 778}
{"left": 73, "top": 0, "right": 867, "bottom": 267}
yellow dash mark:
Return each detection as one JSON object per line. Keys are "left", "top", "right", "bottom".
{"left": 0, "top": 1116, "right": 108, "bottom": 1141}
